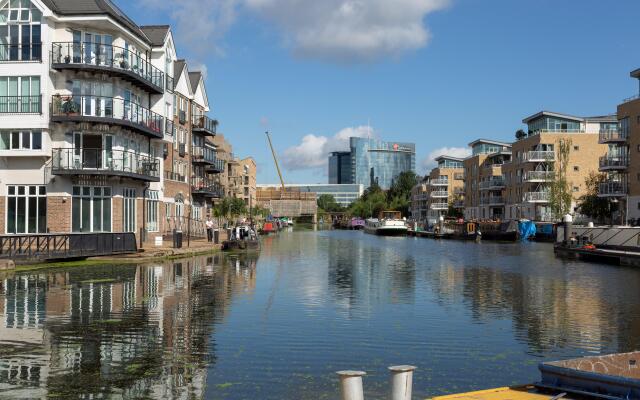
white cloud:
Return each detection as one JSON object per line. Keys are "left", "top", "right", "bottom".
{"left": 245, "top": 0, "right": 450, "bottom": 62}
{"left": 281, "top": 125, "right": 374, "bottom": 171}
{"left": 421, "top": 146, "right": 471, "bottom": 173}
{"left": 141, "top": 0, "right": 449, "bottom": 63}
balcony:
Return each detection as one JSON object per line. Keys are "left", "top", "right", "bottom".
{"left": 481, "top": 196, "right": 505, "bottom": 206}
{"left": 51, "top": 42, "right": 164, "bottom": 94}
{"left": 192, "top": 115, "right": 218, "bottom": 137}
{"left": 191, "top": 177, "right": 223, "bottom": 198}
{"left": 205, "top": 158, "right": 225, "bottom": 174}
{"left": 51, "top": 148, "right": 160, "bottom": 182}
{"left": 599, "top": 155, "right": 628, "bottom": 171}
{"left": 192, "top": 146, "right": 216, "bottom": 165}
{"left": 51, "top": 95, "right": 164, "bottom": 139}
{"left": 598, "top": 181, "right": 627, "bottom": 197}
{"left": 524, "top": 151, "right": 555, "bottom": 162}
{"left": 524, "top": 171, "right": 555, "bottom": 182}
{"left": 454, "top": 172, "right": 465, "bottom": 180}
{"left": 524, "top": 191, "right": 550, "bottom": 203}
{"left": 165, "top": 170, "right": 187, "bottom": 183}
{"left": 599, "top": 129, "right": 627, "bottom": 144}
{"left": 0, "top": 95, "right": 41, "bottom": 114}
{"left": 430, "top": 190, "right": 448, "bottom": 198}
{"left": 165, "top": 75, "right": 174, "bottom": 93}
{"left": 430, "top": 178, "right": 449, "bottom": 186}
{"left": 454, "top": 187, "right": 465, "bottom": 195}
{"left": 0, "top": 43, "right": 42, "bottom": 62}
{"left": 430, "top": 202, "right": 448, "bottom": 210}
{"left": 479, "top": 178, "right": 505, "bottom": 190}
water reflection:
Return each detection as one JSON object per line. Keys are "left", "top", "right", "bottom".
{"left": 0, "top": 253, "right": 257, "bottom": 398}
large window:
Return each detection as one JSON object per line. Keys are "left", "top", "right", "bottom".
{"left": 0, "top": 75, "right": 39, "bottom": 112}
{"left": 146, "top": 190, "right": 158, "bottom": 232}
{"left": 0, "top": 0, "right": 42, "bottom": 62}
{"left": 6, "top": 184, "right": 45, "bottom": 233}
{"left": 123, "top": 188, "right": 136, "bottom": 232}
{"left": 0, "top": 130, "right": 40, "bottom": 150}
{"left": 72, "top": 186, "right": 111, "bottom": 232}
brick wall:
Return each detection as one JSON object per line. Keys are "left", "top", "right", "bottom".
{"left": 47, "top": 196, "right": 71, "bottom": 233}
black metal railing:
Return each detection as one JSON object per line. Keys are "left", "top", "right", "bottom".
{"left": 0, "top": 232, "right": 136, "bottom": 260}
{"left": 207, "top": 158, "right": 225, "bottom": 173}
{"left": 51, "top": 95, "right": 164, "bottom": 137}
{"left": 51, "top": 42, "right": 164, "bottom": 90}
{"left": 52, "top": 148, "right": 160, "bottom": 180}
{"left": 192, "top": 115, "right": 218, "bottom": 135}
{"left": 165, "top": 170, "right": 187, "bottom": 182}
{"left": 191, "top": 177, "right": 223, "bottom": 197}
{"left": 0, "top": 43, "right": 42, "bottom": 62}
{"left": 192, "top": 146, "right": 216, "bottom": 163}
{"left": 165, "top": 119, "right": 175, "bottom": 137}
{"left": 0, "top": 95, "right": 41, "bottom": 113}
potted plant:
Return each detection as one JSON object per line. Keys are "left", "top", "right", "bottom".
{"left": 515, "top": 129, "right": 526, "bottom": 140}
{"left": 118, "top": 53, "right": 129, "bottom": 69}
{"left": 64, "top": 54, "right": 70, "bottom": 63}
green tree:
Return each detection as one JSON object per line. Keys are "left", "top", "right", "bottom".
{"left": 578, "top": 172, "right": 610, "bottom": 223}
{"left": 447, "top": 194, "right": 464, "bottom": 218}
{"left": 386, "top": 171, "right": 418, "bottom": 216}
{"left": 317, "top": 194, "right": 342, "bottom": 212}
{"left": 229, "top": 197, "right": 247, "bottom": 218}
{"left": 549, "top": 138, "right": 573, "bottom": 220}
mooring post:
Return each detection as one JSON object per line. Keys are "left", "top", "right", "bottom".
{"left": 563, "top": 214, "right": 573, "bottom": 246}
{"left": 389, "top": 365, "right": 416, "bottom": 400}
{"left": 336, "top": 370, "right": 366, "bottom": 400}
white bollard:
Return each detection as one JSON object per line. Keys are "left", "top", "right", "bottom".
{"left": 336, "top": 370, "right": 366, "bottom": 400}
{"left": 389, "top": 365, "right": 417, "bottom": 400}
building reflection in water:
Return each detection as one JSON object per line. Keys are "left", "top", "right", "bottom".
{"left": 0, "top": 253, "right": 257, "bottom": 398}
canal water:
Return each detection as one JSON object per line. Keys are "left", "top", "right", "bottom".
{"left": 2, "top": 229, "right": 640, "bottom": 399}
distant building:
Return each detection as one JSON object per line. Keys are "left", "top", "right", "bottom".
{"left": 328, "top": 137, "right": 415, "bottom": 190}
{"left": 328, "top": 151, "right": 353, "bottom": 184}
{"left": 257, "top": 184, "right": 364, "bottom": 207}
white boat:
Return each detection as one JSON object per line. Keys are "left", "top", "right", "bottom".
{"left": 364, "top": 211, "right": 408, "bottom": 236}
{"left": 287, "top": 218, "right": 294, "bottom": 226}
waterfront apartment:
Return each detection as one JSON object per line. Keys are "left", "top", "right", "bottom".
{"left": 463, "top": 140, "right": 512, "bottom": 220}
{"left": 229, "top": 157, "right": 257, "bottom": 206}
{"left": 409, "top": 178, "right": 429, "bottom": 223}
{"left": 426, "top": 156, "right": 465, "bottom": 220}
{"left": 0, "top": 0, "right": 238, "bottom": 245}
{"left": 503, "top": 111, "right": 613, "bottom": 221}
{"left": 327, "top": 137, "right": 415, "bottom": 190}
{"left": 257, "top": 183, "right": 364, "bottom": 207}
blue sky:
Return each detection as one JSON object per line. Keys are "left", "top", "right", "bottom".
{"left": 118, "top": 0, "right": 640, "bottom": 184}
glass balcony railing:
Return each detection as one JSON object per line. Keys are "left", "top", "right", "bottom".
{"left": 479, "top": 179, "right": 505, "bottom": 189}
{"left": 51, "top": 95, "right": 164, "bottom": 138}
{"left": 598, "top": 129, "right": 627, "bottom": 143}
{"left": 430, "top": 202, "right": 448, "bottom": 210}
{"left": 207, "top": 158, "right": 225, "bottom": 173}
{"left": 430, "top": 190, "right": 448, "bottom": 198}
{"left": 524, "top": 171, "right": 555, "bottom": 182}
{"left": 192, "top": 146, "right": 217, "bottom": 164}
{"left": 524, "top": 192, "right": 550, "bottom": 203}
{"left": 51, "top": 42, "right": 164, "bottom": 93}
{"left": 598, "top": 181, "right": 627, "bottom": 197}
{"left": 192, "top": 115, "right": 218, "bottom": 136}
{"left": 599, "top": 155, "right": 628, "bottom": 170}
{"left": 0, "top": 43, "right": 42, "bottom": 62}
{"left": 524, "top": 151, "right": 555, "bottom": 162}
{"left": 430, "top": 178, "right": 449, "bottom": 186}
{"left": 51, "top": 148, "right": 160, "bottom": 181}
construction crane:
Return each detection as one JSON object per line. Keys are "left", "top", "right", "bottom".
{"left": 265, "top": 131, "right": 286, "bottom": 191}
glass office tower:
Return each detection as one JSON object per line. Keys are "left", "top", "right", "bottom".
{"left": 349, "top": 137, "right": 415, "bottom": 190}
{"left": 328, "top": 151, "right": 353, "bottom": 184}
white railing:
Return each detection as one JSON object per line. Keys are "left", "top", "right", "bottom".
{"left": 524, "top": 171, "right": 555, "bottom": 182}
{"left": 430, "top": 179, "right": 449, "bottom": 186}
{"left": 524, "top": 151, "right": 555, "bottom": 162}
{"left": 524, "top": 191, "right": 550, "bottom": 202}
{"left": 479, "top": 179, "right": 505, "bottom": 189}
{"left": 430, "top": 202, "right": 448, "bottom": 210}
{"left": 430, "top": 190, "right": 448, "bottom": 198}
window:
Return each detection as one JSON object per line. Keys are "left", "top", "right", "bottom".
{"left": 573, "top": 186, "right": 579, "bottom": 192}
{"left": 573, "top": 146, "right": 579, "bottom": 151}
{"left": 6, "top": 184, "right": 45, "bottom": 233}
{"left": 0, "top": 0, "right": 42, "bottom": 61}
{"left": 72, "top": 186, "right": 111, "bottom": 232}
{"left": 573, "top": 166, "right": 579, "bottom": 171}
{"left": 123, "top": 188, "right": 136, "bottom": 232}
{"left": 0, "top": 130, "right": 40, "bottom": 149}
{"left": 146, "top": 190, "right": 159, "bottom": 232}
{"left": 0, "top": 76, "right": 39, "bottom": 112}
{"left": 192, "top": 205, "right": 202, "bottom": 221}
{"left": 175, "top": 196, "right": 184, "bottom": 229}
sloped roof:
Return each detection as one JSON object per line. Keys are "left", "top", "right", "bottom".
{"left": 140, "top": 25, "right": 169, "bottom": 47}
{"left": 188, "top": 71, "right": 202, "bottom": 91}
{"left": 174, "top": 59, "right": 186, "bottom": 79}
{"left": 41, "top": 0, "right": 151, "bottom": 45}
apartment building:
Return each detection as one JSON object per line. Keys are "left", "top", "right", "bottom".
{"left": 463, "top": 140, "right": 512, "bottom": 220}
{"left": 0, "top": 0, "right": 227, "bottom": 244}
{"left": 504, "top": 111, "right": 613, "bottom": 221}
{"left": 426, "top": 156, "right": 465, "bottom": 220}
{"left": 229, "top": 157, "right": 257, "bottom": 206}
{"left": 410, "top": 179, "right": 429, "bottom": 223}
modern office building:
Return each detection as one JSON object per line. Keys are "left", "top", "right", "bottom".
{"left": 328, "top": 151, "right": 352, "bottom": 184}
{"left": 257, "top": 184, "right": 364, "bottom": 207}
{"left": 463, "top": 140, "right": 512, "bottom": 220}
{"left": 503, "top": 111, "right": 612, "bottom": 222}
{"left": 329, "top": 137, "right": 415, "bottom": 190}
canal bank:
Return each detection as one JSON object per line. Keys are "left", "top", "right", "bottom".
{"left": 2, "top": 229, "right": 640, "bottom": 399}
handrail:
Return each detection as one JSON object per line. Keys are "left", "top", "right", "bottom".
{"left": 51, "top": 148, "right": 160, "bottom": 179}
{"left": 0, "top": 42, "right": 42, "bottom": 62}
{"left": 191, "top": 177, "right": 223, "bottom": 196}
{"left": 51, "top": 94, "right": 164, "bottom": 136}
{"left": 192, "top": 115, "right": 218, "bottom": 134}
{"left": 599, "top": 155, "right": 628, "bottom": 169}
{"left": 0, "top": 95, "right": 41, "bottom": 113}
{"left": 525, "top": 151, "right": 555, "bottom": 161}
{"left": 51, "top": 42, "right": 164, "bottom": 90}
{"left": 192, "top": 146, "right": 216, "bottom": 163}
{"left": 524, "top": 171, "right": 555, "bottom": 181}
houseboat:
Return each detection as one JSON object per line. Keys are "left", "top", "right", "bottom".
{"left": 364, "top": 211, "right": 407, "bottom": 236}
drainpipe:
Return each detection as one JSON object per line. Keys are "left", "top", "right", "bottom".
{"left": 141, "top": 183, "right": 148, "bottom": 249}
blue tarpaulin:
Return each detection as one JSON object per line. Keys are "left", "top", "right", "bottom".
{"left": 518, "top": 220, "right": 537, "bottom": 240}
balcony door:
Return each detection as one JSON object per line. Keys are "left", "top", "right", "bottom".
{"left": 73, "top": 132, "right": 112, "bottom": 170}
{"left": 72, "top": 80, "right": 112, "bottom": 118}
{"left": 72, "top": 30, "right": 113, "bottom": 66}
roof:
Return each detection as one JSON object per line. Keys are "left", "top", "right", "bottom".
{"left": 631, "top": 68, "right": 640, "bottom": 79}
{"left": 41, "top": 0, "right": 151, "bottom": 45}
{"left": 522, "top": 111, "right": 583, "bottom": 124}
{"left": 174, "top": 59, "right": 186, "bottom": 79}
{"left": 139, "top": 25, "right": 169, "bottom": 47}
{"left": 584, "top": 114, "right": 617, "bottom": 123}
{"left": 435, "top": 155, "right": 464, "bottom": 162}
{"left": 467, "top": 139, "right": 512, "bottom": 148}
{"left": 188, "top": 71, "right": 202, "bottom": 91}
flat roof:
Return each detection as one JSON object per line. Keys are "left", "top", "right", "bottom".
{"left": 522, "top": 111, "right": 583, "bottom": 124}
{"left": 467, "top": 139, "right": 512, "bottom": 148}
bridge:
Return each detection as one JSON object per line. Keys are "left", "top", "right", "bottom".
{"left": 257, "top": 189, "right": 318, "bottom": 222}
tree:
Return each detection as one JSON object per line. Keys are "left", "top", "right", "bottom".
{"left": 317, "top": 194, "right": 342, "bottom": 212}
{"left": 515, "top": 129, "right": 526, "bottom": 140}
{"left": 578, "top": 172, "right": 610, "bottom": 223}
{"left": 447, "top": 194, "right": 464, "bottom": 218}
{"left": 548, "top": 138, "right": 573, "bottom": 220}
{"left": 386, "top": 171, "right": 418, "bottom": 216}
{"left": 229, "top": 197, "right": 247, "bottom": 219}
